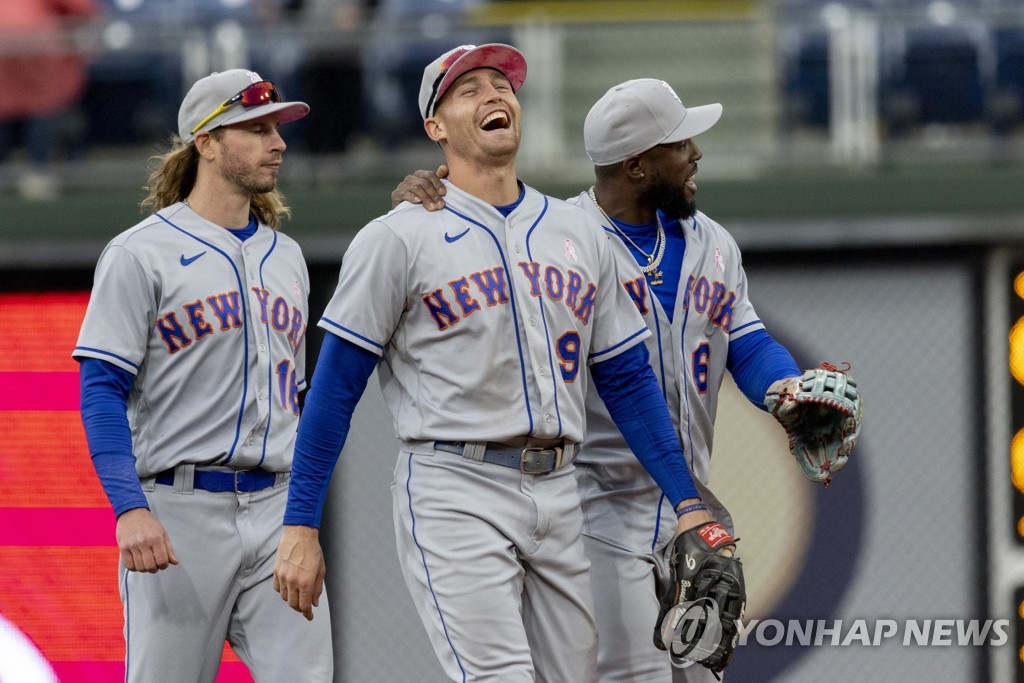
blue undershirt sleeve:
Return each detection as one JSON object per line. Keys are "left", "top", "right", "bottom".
{"left": 78, "top": 358, "right": 150, "bottom": 517}
{"left": 590, "top": 343, "right": 699, "bottom": 508}
{"left": 726, "top": 329, "right": 802, "bottom": 409}
{"left": 284, "top": 333, "right": 379, "bottom": 528}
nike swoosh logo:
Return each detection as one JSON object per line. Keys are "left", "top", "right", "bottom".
{"left": 180, "top": 251, "right": 206, "bottom": 266}
{"left": 444, "top": 229, "right": 470, "bottom": 243}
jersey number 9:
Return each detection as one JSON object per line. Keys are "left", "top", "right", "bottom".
{"left": 557, "top": 331, "right": 581, "bottom": 383}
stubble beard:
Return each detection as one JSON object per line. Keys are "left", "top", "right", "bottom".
{"left": 220, "top": 144, "right": 278, "bottom": 196}
{"left": 470, "top": 130, "right": 520, "bottom": 169}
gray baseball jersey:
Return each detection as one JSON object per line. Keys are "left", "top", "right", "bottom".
{"left": 570, "top": 190, "right": 763, "bottom": 552}
{"left": 320, "top": 179, "right": 649, "bottom": 682}
{"left": 73, "top": 202, "right": 331, "bottom": 682}
{"left": 573, "top": 188, "right": 765, "bottom": 683}
{"left": 320, "top": 181, "right": 649, "bottom": 444}
{"left": 570, "top": 190, "right": 762, "bottom": 682}
{"left": 74, "top": 202, "right": 308, "bottom": 476}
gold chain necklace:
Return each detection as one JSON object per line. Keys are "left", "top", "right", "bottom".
{"left": 588, "top": 187, "right": 665, "bottom": 285}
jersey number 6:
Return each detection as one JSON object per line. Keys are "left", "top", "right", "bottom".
{"left": 693, "top": 342, "right": 710, "bottom": 394}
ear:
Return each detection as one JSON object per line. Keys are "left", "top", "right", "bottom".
{"left": 625, "top": 156, "right": 645, "bottom": 181}
{"left": 193, "top": 132, "right": 216, "bottom": 161}
{"left": 424, "top": 116, "right": 446, "bottom": 145}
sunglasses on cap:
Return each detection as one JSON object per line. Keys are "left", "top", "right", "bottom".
{"left": 190, "top": 80, "right": 282, "bottom": 135}
{"left": 424, "top": 47, "right": 475, "bottom": 118}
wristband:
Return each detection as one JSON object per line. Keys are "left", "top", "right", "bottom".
{"left": 675, "top": 502, "right": 707, "bottom": 518}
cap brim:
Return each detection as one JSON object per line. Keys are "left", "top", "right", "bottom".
{"left": 196, "top": 101, "right": 310, "bottom": 137}
{"left": 662, "top": 102, "right": 722, "bottom": 145}
{"left": 431, "top": 44, "right": 526, "bottom": 117}
{"left": 217, "top": 101, "right": 310, "bottom": 128}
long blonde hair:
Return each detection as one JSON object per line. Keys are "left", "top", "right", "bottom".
{"left": 140, "top": 133, "right": 292, "bottom": 229}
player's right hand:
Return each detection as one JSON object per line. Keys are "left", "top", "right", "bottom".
{"left": 391, "top": 164, "right": 449, "bottom": 211}
{"left": 274, "top": 525, "right": 326, "bottom": 622}
{"left": 115, "top": 508, "right": 179, "bottom": 573}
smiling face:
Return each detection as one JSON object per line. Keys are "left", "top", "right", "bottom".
{"left": 425, "top": 68, "right": 521, "bottom": 167}
{"left": 638, "top": 137, "right": 703, "bottom": 220}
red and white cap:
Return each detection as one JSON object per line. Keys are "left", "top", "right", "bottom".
{"left": 418, "top": 43, "right": 527, "bottom": 120}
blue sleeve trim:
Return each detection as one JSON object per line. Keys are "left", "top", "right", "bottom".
{"left": 79, "top": 358, "right": 149, "bottom": 516}
{"left": 730, "top": 319, "right": 763, "bottom": 335}
{"left": 284, "top": 334, "right": 378, "bottom": 527}
{"left": 727, "top": 329, "right": 802, "bottom": 408}
{"left": 73, "top": 346, "right": 140, "bottom": 370}
{"left": 591, "top": 326, "right": 649, "bottom": 361}
{"left": 590, "top": 343, "right": 699, "bottom": 507}
{"left": 319, "top": 317, "right": 386, "bottom": 351}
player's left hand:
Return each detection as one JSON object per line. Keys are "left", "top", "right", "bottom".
{"left": 765, "top": 362, "right": 862, "bottom": 485}
{"left": 655, "top": 522, "right": 745, "bottom": 674}
{"left": 274, "top": 525, "right": 326, "bottom": 621}
{"left": 391, "top": 164, "right": 449, "bottom": 211}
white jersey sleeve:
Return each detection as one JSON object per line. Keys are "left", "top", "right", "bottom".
{"left": 320, "top": 220, "right": 408, "bottom": 355}
{"left": 585, "top": 213, "right": 652, "bottom": 364}
{"left": 676, "top": 211, "right": 763, "bottom": 343}
{"left": 75, "top": 242, "right": 158, "bottom": 374}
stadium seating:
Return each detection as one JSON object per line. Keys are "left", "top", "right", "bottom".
{"left": 992, "top": 26, "right": 1024, "bottom": 132}
{"left": 778, "top": 0, "right": 1011, "bottom": 137}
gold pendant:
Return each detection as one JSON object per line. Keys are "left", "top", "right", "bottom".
{"left": 649, "top": 269, "right": 663, "bottom": 286}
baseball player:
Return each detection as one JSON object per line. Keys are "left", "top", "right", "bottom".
{"left": 273, "top": 45, "right": 718, "bottom": 683}
{"left": 393, "top": 78, "right": 843, "bottom": 681}
{"left": 73, "top": 70, "right": 333, "bottom": 682}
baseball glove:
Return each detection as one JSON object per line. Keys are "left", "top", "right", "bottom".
{"left": 654, "top": 522, "right": 746, "bottom": 675}
{"left": 765, "top": 362, "right": 862, "bottom": 486}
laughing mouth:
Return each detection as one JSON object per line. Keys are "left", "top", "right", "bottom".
{"left": 481, "top": 111, "right": 510, "bottom": 131}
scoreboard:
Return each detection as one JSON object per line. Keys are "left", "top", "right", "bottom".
{"left": 995, "top": 254, "right": 1024, "bottom": 682}
{"left": 0, "top": 290, "right": 249, "bottom": 682}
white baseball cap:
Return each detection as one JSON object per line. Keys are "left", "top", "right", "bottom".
{"left": 419, "top": 43, "right": 527, "bottom": 120}
{"left": 178, "top": 69, "right": 309, "bottom": 142}
{"left": 584, "top": 79, "right": 722, "bottom": 166}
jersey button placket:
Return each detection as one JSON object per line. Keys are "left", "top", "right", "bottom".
{"left": 242, "top": 248, "right": 271, "bottom": 429}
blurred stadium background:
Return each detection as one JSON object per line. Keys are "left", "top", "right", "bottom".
{"left": 2, "top": 0, "right": 1024, "bottom": 681}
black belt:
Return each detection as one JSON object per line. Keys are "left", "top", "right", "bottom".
{"left": 155, "top": 468, "right": 278, "bottom": 493}
{"left": 434, "top": 441, "right": 577, "bottom": 475}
